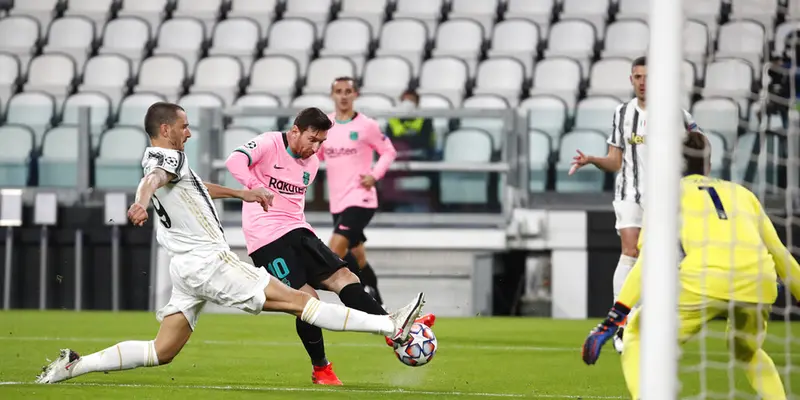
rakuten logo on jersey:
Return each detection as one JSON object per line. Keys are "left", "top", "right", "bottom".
{"left": 268, "top": 177, "right": 306, "bottom": 195}
{"left": 324, "top": 147, "right": 358, "bottom": 158}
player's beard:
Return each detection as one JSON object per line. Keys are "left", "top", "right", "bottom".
{"left": 169, "top": 136, "right": 184, "bottom": 151}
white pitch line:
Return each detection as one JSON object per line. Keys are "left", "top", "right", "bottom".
{"left": 0, "top": 381, "right": 626, "bottom": 399}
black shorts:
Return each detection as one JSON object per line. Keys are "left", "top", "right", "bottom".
{"left": 331, "top": 207, "right": 376, "bottom": 248}
{"left": 249, "top": 228, "right": 347, "bottom": 290}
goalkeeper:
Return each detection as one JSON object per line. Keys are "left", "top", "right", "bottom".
{"left": 581, "top": 131, "right": 798, "bottom": 400}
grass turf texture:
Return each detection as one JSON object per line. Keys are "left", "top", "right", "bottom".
{"left": 0, "top": 311, "right": 798, "bottom": 399}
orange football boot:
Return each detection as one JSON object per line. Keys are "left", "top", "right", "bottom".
{"left": 312, "top": 363, "right": 343, "bottom": 385}
{"left": 385, "top": 313, "right": 436, "bottom": 347}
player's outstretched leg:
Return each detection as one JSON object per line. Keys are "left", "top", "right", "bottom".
{"left": 36, "top": 312, "right": 192, "bottom": 384}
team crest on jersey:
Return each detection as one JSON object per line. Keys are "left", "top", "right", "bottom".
{"left": 302, "top": 171, "right": 310, "bottom": 185}
{"left": 349, "top": 131, "right": 359, "bottom": 140}
{"left": 244, "top": 140, "right": 258, "bottom": 150}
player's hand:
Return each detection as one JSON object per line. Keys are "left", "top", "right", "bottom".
{"left": 242, "top": 187, "right": 274, "bottom": 212}
{"left": 582, "top": 302, "right": 630, "bottom": 365}
{"left": 569, "top": 150, "right": 590, "bottom": 176}
{"left": 127, "top": 203, "right": 149, "bottom": 226}
{"left": 360, "top": 174, "right": 377, "bottom": 189}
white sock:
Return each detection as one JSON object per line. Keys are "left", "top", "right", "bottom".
{"left": 301, "top": 297, "right": 394, "bottom": 336}
{"left": 613, "top": 255, "right": 637, "bottom": 330}
{"left": 70, "top": 341, "right": 159, "bottom": 378}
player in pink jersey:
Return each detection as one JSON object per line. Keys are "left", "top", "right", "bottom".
{"left": 226, "top": 107, "right": 429, "bottom": 385}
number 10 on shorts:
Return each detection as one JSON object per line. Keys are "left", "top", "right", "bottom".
{"left": 267, "top": 258, "right": 291, "bottom": 287}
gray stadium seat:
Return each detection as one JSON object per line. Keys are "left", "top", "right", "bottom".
{"left": 153, "top": 18, "right": 205, "bottom": 72}
{"left": 560, "top": 0, "right": 610, "bottom": 39}
{"left": 686, "top": 0, "right": 721, "bottom": 39}
{"left": 488, "top": 19, "right": 539, "bottom": 79}
{"left": 134, "top": 55, "right": 187, "bottom": 102}
{"left": 774, "top": 22, "right": 800, "bottom": 58}
{"left": 264, "top": 18, "right": 317, "bottom": 76}
{"left": 8, "top": 0, "right": 57, "bottom": 35}
{"left": 431, "top": 19, "right": 484, "bottom": 78}
{"left": 227, "top": 0, "right": 278, "bottom": 35}
{"left": 0, "top": 16, "right": 40, "bottom": 72}
{"left": 418, "top": 93, "right": 453, "bottom": 142}
{"left": 587, "top": 58, "right": 633, "bottom": 100}
{"left": 705, "top": 130, "right": 728, "bottom": 178}
{"left": 172, "top": 0, "right": 224, "bottom": 36}
{"left": 117, "top": 0, "right": 168, "bottom": 32}
{"left": 730, "top": 132, "right": 756, "bottom": 184}
{"left": 716, "top": 21, "right": 765, "bottom": 76}
{"left": 117, "top": 92, "right": 166, "bottom": 126}
{"left": 460, "top": 94, "right": 509, "bottom": 151}
{"left": 505, "top": 0, "right": 555, "bottom": 38}
{"left": 602, "top": 20, "right": 648, "bottom": 60}
{"left": 291, "top": 93, "right": 334, "bottom": 112}
{"left": 64, "top": 0, "right": 115, "bottom": 35}
{"left": 617, "top": 0, "right": 649, "bottom": 20}
{"left": 702, "top": 59, "right": 754, "bottom": 114}
{"left": 556, "top": 130, "right": 607, "bottom": 192}
{"left": 231, "top": 94, "right": 281, "bottom": 133}
{"left": 23, "top": 54, "right": 77, "bottom": 109}
{"left": 545, "top": 20, "right": 596, "bottom": 78}
{"left": 394, "top": 0, "right": 443, "bottom": 39}
{"left": 375, "top": 19, "right": 428, "bottom": 77}
{"left": 417, "top": 57, "right": 468, "bottom": 108}
{"left": 179, "top": 92, "right": 225, "bottom": 167}
{"left": 79, "top": 54, "right": 132, "bottom": 110}
{"left": 354, "top": 93, "right": 395, "bottom": 112}
{"left": 440, "top": 128, "right": 493, "bottom": 204}
{"left": 684, "top": 20, "right": 710, "bottom": 72}
{"left": 247, "top": 56, "right": 299, "bottom": 107}
{"left": 99, "top": 17, "right": 151, "bottom": 74}
{"left": 0, "top": 53, "right": 19, "bottom": 112}
{"left": 4, "top": 92, "right": 56, "bottom": 144}
{"left": 95, "top": 126, "right": 149, "bottom": 188}
{"left": 692, "top": 97, "right": 741, "bottom": 146}
{"left": 208, "top": 18, "right": 260, "bottom": 72}
{"left": 360, "top": 56, "right": 412, "bottom": 100}
{"left": 473, "top": 57, "right": 525, "bottom": 107}
{"left": 221, "top": 127, "right": 260, "bottom": 187}
{"left": 0, "top": 124, "right": 35, "bottom": 186}
{"left": 529, "top": 57, "right": 582, "bottom": 112}
{"left": 529, "top": 129, "right": 551, "bottom": 192}
{"left": 283, "top": 0, "right": 333, "bottom": 38}
{"left": 730, "top": 0, "right": 777, "bottom": 39}
{"left": 338, "top": 0, "right": 388, "bottom": 39}
{"left": 39, "top": 126, "right": 80, "bottom": 187}
{"left": 449, "top": 0, "right": 499, "bottom": 38}
{"left": 574, "top": 96, "right": 621, "bottom": 136}
{"left": 61, "top": 92, "right": 112, "bottom": 141}
{"left": 518, "top": 95, "right": 567, "bottom": 149}
{"left": 190, "top": 56, "right": 243, "bottom": 106}
{"left": 43, "top": 16, "right": 95, "bottom": 72}
{"left": 303, "top": 57, "right": 356, "bottom": 94}
{"left": 318, "top": 18, "right": 372, "bottom": 76}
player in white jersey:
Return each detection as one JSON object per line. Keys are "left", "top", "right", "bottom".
{"left": 569, "top": 57, "right": 703, "bottom": 353}
{"left": 34, "top": 102, "right": 426, "bottom": 384}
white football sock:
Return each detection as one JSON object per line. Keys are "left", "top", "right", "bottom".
{"left": 70, "top": 340, "right": 159, "bottom": 377}
{"left": 301, "top": 297, "right": 394, "bottom": 336}
{"left": 613, "top": 254, "right": 637, "bottom": 300}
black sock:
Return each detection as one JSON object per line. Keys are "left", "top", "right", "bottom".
{"left": 295, "top": 317, "right": 328, "bottom": 367}
{"left": 338, "top": 282, "right": 387, "bottom": 315}
{"left": 359, "top": 263, "right": 383, "bottom": 305}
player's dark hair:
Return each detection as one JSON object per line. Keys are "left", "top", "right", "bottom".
{"left": 293, "top": 107, "right": 333, "bottom": 133}
{"left": 144, "top": 102, "right": 185, "bottom": 138}
{"left": 683, "top": 131, "right": 710, "bottom": 176}
{"left": 400, "top": 89, "right": 420, "bottom": 104}
{"left": 632, "top": 56, "right": 646, "bottom": 69}
{"left": 331, "top": 76, "right": 359, "bottom": 92}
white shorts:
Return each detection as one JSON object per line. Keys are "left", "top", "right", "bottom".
{"left": 156, "top": 250, "right": 271, "bottom": 330}
{"left": 612, "top": 200, "right": 644, "bottom": 231}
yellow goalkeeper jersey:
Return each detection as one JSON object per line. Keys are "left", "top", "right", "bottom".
{"left": 618, "top": 174, "right": 800, "bottom": 307}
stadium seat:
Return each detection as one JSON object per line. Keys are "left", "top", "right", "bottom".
{"left": 231, "top": 94, "right": 281, "bottom": 133}
{"left": 461, "top": 95, "right": 509, "bottom": 152}
{"left": 730, "top": 0, "right": 777, "bottom": 39}
{"left": 529, "top": 57, "right": 582, "bottom": 112}
{"left": 208, "top": 18, "right": 261, "bottom": 72}
{"left": 449, "top": 0, "right": 499, "bottom": 38}
{"left": 374, "top": 19, "right": 428, "bottom": 77}
{"left": 431, "top": 19, "right": 484, "bottom": 78}
{"left": 0, "top": 124, "right": 35, "bottom": 186}
{"left": 684, "top": 20, "right": 710, "bottom": 72}
{"left": 472, "top": 57, "right": 525, "bottom": 107}
{"left": 227, "top": 0, "right": 278, "bottom": 35}
{"left": 686, "top": 0, "right": 721, "bottom": 39}
{"left": 417, "top": 57, "right": 468, "bottom": 107}
{"left": 303, "top": 57, "right": 356, "bottom": 94}
{"left": 189, "top": 56, "right": 244, "bottom": 106}
{"left": 418, "top": 93, "right": 453, "bottom": 141}
{"left": 153, "top": 18, "right": 205, "bottom": 73}
{"left": 179, "top": 92, "right": 225, "bottom": 166}
{"left": 574, "top": 96, "right": 620, "bottom": 136}
{"left": 692, "top": 97, "right": 741, "bottom": 146}
{"left": 61, "top": 92, "right": 113, "bottom": 140}
{"left": 587, "top": 58, "right": 633, "bottom": 99}
{"left": 42, "top": 16, "right": 95, "bottom": 72}
{"left": 682, "top": 60, "right": 698, "bottom": 101}
{"left": 134, "top": 55, "right": 187, "bottom": 102}
{"left": 518, "top": 95, "right": 567, "bottom": 149}
{"left": 117, "top": 0, "right": 168, "bottom": 33}
{"left": 528, "top": 129, "right": 551, "bottom": 192}
{"left": 730, "top": 131, "right": 757, "bottom": 184}
{"left": 505, "top": 0, "right": 555, "bottom": 38}
{"left": 0, "top": 16, "right": 40, "bottom": 72}
{"left": 99, "top": 18, "right": 151, "bottom": 75}
{"left": 360, "top": 56, "right": 412, "bottom": 100}
{"left": 64, "top": 0, "right": 115, "bottom": 35}
{"left": 702, "top": 59, "right": 754, "bottom": 115}
{"left": 7, "top": 0, "right": 57, "bottom": 35}
{"left": 354, "top": 93, "right": 395, "bottom": 115}
{"left": 282, "top": 0, "right": 333, "bottom": 39}
{"left": 544, "top": 20, "right": 596, "bottom": 78}
{"left": 291, "top": 93, "right": 334, "bottom": 112}
{"left": 616, "top": 0, "right": 649, "bottom": 20}
{"left": 705, "top": 130, "right": 728, "bottom": 178}
{"left": 4, "top": 92, "right": 56, "bottom": 144}
{"left": 556, "top": 130, "right": 607, "bottom": 192}
{"left": 95, "top": 126, "right": 149, "bottom": 188}
{"left": 774, "top": 22, "right": 800, "bottom": 58}
{"left": 338, "top": 0, "right": 388, "bottom": 39}
{"left": 264, "top": 18, "right": 317, "bottom": 76}
{"left": 0, "top": 53, "right": 19, "bottom": 113}
{"left": 39, "top": 126, "right": 81, "bottom": 187}
{"left": 78, "top": 54, "right": 132, "bottom": 110}
{"left": 716, "top": 21, "right": 765, "bottom": 76}
{"left": 23, "top": 54, "right": 77, "bottom": 108}
{"left": 117, "top": 92, "right": 166, "bottom": 126}
{"left": 560, "top": 0, "right": 610, "bottom": 39}
{"left": 172, "top": 0, "right": 223, "bottom": 36}
{"left": 318, "top": 18, "right": 372, "bottom": 76}
{"left": 394, "top": 0, "right": 443, "bottom": 39}
{"left": 221, "top": 127, "right": 259, "bottom": 187}
{"left": 603, "top": 20, "right": 648, "bottom": 60}
{"left": 487, "top": 19, "right": 539, "bottom": 79}
{"left": 246, "top": 56, "right": 299, "bottom": 107}
{"left": 441, "top": 128, "right": 493, "bottom": 204}
{"left": 789, "top": 0, "right": 800, "bottom": 20}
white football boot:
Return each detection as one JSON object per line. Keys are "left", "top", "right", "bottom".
{"left": 36, "top": 349, "right": 80, "bottom": 384}
{"left": 388, "top": 292, "right": 425, "bottom": 344}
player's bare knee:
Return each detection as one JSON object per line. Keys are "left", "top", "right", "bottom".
{"left": 621, "top": 246, "right": 639, "bottom": 258}
{"left": 322, "top": 267, "right": 360, "bottom": 293}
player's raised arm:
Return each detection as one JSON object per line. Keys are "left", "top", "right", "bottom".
{"left": 128, "top": 168, "right": 172, "bottom": 226}
{"left": 225, "top": 136, "right": 268, "bottom": 189}
{"left": 753, "top": 194, "right": 800, "bottom": 300}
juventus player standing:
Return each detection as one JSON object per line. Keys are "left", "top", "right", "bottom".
{"left": 35, "top": 103, "right": 426, "bottom": 385}
{"left": 569, "top": 57, "right": 702, "bottom": 353}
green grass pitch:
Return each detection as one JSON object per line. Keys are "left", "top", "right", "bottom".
{"left": 0, "top": 311, "right": 798, "bottom": 399}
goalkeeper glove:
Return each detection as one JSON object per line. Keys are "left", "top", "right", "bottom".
{"left": 582, "top": 302, "right": 631, "bottom": 366}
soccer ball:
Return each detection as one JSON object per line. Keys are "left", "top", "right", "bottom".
{"left": 393, "top": 322, "right": 437, "bottom": 367}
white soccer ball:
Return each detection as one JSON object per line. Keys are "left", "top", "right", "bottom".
{"left": 393, "top": 322, "right": 437, "bottom": 367}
